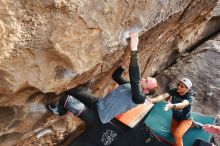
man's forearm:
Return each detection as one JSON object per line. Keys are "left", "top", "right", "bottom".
{"left": 151, "top": 93, "right": 169, "bottom": 103}
{"left": 129, "top": 51, "right": 145, "bottom": 104}
{"left": 151, "top": 96, "right": 164, "bottom": 103}
{"left": 112, "top": 66, "right": 129, "bottom": 85}
{"left": 129, "top": 51, "right": 140, "bottom": 82}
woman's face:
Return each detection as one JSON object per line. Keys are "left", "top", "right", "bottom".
{"left": 177, "top": 81, "right": 188, "bottom": 95}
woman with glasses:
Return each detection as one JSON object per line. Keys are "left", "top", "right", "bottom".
{"left": 150, "top": 78, "right": 194, "bottom": 146}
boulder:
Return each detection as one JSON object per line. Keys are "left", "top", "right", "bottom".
{"left": 0, "top": 0, "right": 218, "bottom": 145}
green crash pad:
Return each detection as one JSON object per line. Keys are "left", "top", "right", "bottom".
{"left": 144, "top": 102, "right": 216, "bottom": 146}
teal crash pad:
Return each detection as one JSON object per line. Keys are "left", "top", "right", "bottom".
{"left": 144, "top": 102, "right": 216, "bottom": 146}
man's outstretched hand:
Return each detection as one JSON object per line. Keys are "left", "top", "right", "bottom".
{"left": 130, "top": 32, "right": 139, "bottom": 51}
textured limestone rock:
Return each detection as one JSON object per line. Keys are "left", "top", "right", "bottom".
{"left": 189, "top": 0, "right": 220, "bottom": 49}
{"left": 15, "top": 115, "right": 85, "bottom": 146}
{"left": 0, "top": 0, "right": 219, "bottom": 145}
{"left": 0, "top": 0, "right": 217, "bottom": 95}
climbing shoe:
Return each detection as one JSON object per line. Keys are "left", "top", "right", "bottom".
{"left": 64, "top": 95, "right": 85, "bottom": 116}
{"left": 47, "top": 103, "right": 59, "bottom": 115}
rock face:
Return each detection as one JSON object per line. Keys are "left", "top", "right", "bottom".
{"left": 0, "top": 0, "right": 219, "bottom": 145}
{"left": 0, "top": 0, "right": 217, "bottom": 94}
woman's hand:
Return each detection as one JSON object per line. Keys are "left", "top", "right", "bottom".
{"left": 203, "top": 124, "right": 220, "bottom": 134}
{"left": 164, "top": 101, "right": 174, "bottom": 111}
{"left": 130, "top": 32, "right": 139, "bottom": 51}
